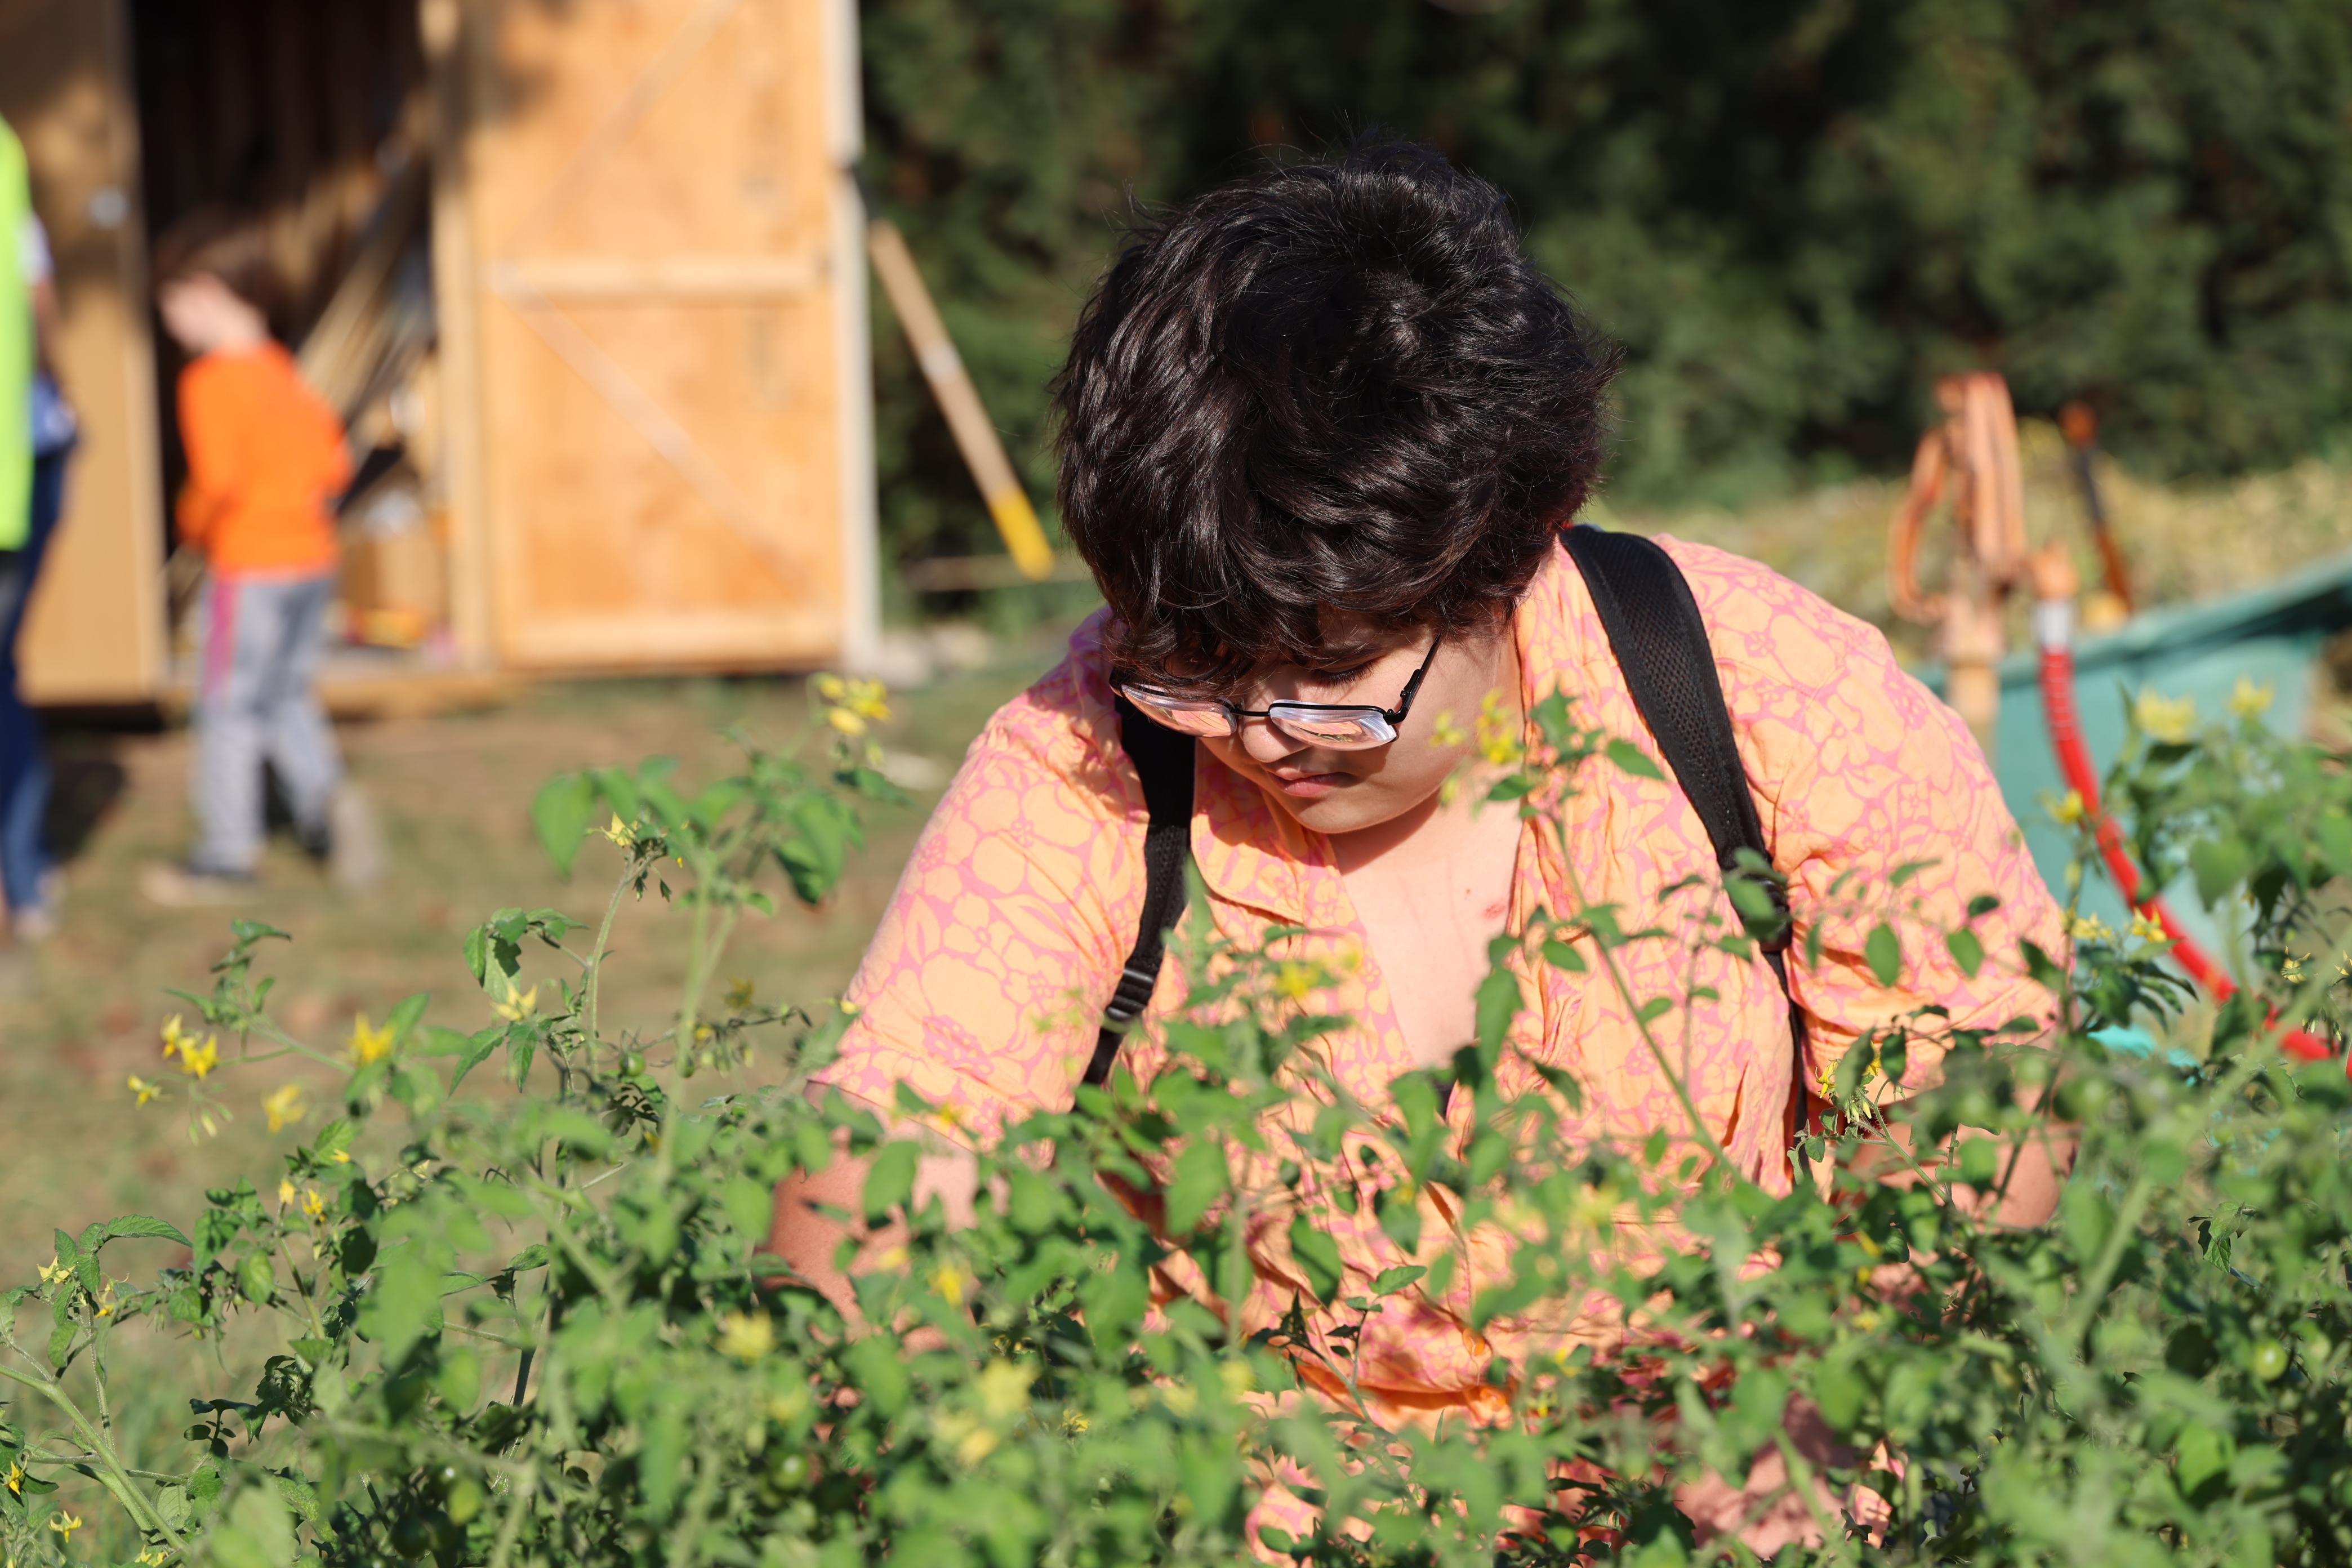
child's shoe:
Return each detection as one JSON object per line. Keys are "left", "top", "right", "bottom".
{"left": 325, "top": 785, "right": 386, "bottom": 892}
{"left": 139, "top": 861, "right": 259, "bottom": 908}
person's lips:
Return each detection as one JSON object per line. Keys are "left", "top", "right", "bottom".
{"left": 1267, "top": 769, "right": 1352, "bottom": 799}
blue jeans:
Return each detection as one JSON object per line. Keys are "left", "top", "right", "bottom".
{"left": 0, "top": 449, "right": 67, "bottom": 915}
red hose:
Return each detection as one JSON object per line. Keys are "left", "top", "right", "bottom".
{"left": 2037, "top": 644, "right": 2338, "bottom": 1066}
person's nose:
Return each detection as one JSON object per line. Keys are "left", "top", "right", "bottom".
{"left": 1235, "top": 714, "right": 1309, "bottom": 767}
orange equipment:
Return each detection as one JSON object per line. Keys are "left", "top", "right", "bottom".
{"left": 1888, "top": 371, "right": 2032, "bottom": 752}
{"left": 2058, "top": 401, "right": 2135, "bottom": 624}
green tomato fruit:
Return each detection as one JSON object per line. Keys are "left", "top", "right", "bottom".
{"left": 769, "top": 1451, "right": 812, "bottom": 1490}
{"left": 2251, "top": 1338, "right": 2289, "bottom": 1382}
{"left": 389, "top": 1513, "right": 436, "bottom": 1557}
{"left": 444, "top": 1478, "right": 485, "bottom": 1525}
{"left": 620, "top": 1050, "right": 647, "bottom": 1077}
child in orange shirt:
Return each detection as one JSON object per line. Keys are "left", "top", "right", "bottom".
{"left": 142, "top": 210, "right": 353, "bottom": 904}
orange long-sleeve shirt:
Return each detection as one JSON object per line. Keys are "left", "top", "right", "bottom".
{"left": 174, "top": 342, "right": 349, "bottom": 574}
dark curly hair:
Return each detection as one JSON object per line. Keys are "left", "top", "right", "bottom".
{"left": 1053, "top": 141, "right": 1620, "bottom": 692}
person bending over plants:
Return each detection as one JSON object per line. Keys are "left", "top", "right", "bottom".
{"left": 770, "top": 141, "right": 2071, "bottom": 1545}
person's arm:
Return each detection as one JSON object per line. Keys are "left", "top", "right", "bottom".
{"left": 21, "top": 213, "right": 60, "bottom": 382}
{"left": 765, "top": 1091, "right": 978, "bottom": 1325}
{"left": 764, "top": 651, "right": 1148, "bottom": 1318}
{"left": 1855, "top": 1081, "right": 2073, "bottom": 1228}
{"left": 30, "top": 277, "right": 59, "bottom": 382}
{"left": 174, "top": 363, "right": 237, "bottom": 550}
{"left": 1673, "top": 542, "right": 2075, "bottom": 1221}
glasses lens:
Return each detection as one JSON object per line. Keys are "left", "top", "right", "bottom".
{"left": 1124, "top": 689, "right": 1236, "bottom": 738}
{"left": 1267, "top": 705, "right": 1397, "bottom": 750}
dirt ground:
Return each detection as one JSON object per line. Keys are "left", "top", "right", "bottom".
{"left": 0, "top": 630, "right": 1067, "bottom": 1286}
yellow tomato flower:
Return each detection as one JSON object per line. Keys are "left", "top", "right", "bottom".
{"left": 278, "top": 1178, "right": 297, "bottom": 1206}
{"left": 601, "top": 812, "right": 634, "bottom": 848}
{"left": 839, "top": 676, "right": 890, "bottom": 720}
{"left": 2128, "top": 910, "right": 2170, "bottom": 944}
{"left": 715, "top": 1309, "right": 774, "bottom": 1361}
{"left": 825, "top": 705, "right": 868, "bottom": 738}
{"left": 977, "top": 1359, "right": 1035, "bottom": 1419}
{"left": 94, "top": 1279, "right": 118, "bottom": 1318}
{"left": 302, "top": 1188, "right": 327, "bottom": 1220}
{"left": 2051, "top": 790, "right": 2086, "bottom": 826}
{"left": 36, "top": 1256, "right": 69, "bottom": 1286}
{"left": 2069, "top": 912, "right": 2116, "bottom": 943}
{"left": 1271, "top": 961, "right": 1322, "bottom": 1004}
{"left": 928, "top": 1263, "right": 970, "bottom": 1306}
{"left": 813, "top": 673, "right": 847, "bottom": 703}
{"left": 492, "top": 982, "right": 539, "bottom": 1023}
{"left": 127, "top": 1073, "right": 163, "bottom": 1106}
{"left": 349, "top": 1013, "right": 395, "bottom": 1065}
{"left": 2229, "top": 676, "right": 2275, "bottom": 719}
{"left": 263, "top": 1082, "right": 308, "bottom": 1134}
{"left": 2133, "top": 688, "right": 2198, "bottom": 745}
{"left": 165, "top": 1028, "right": 220, "bottom": 1080}
{"left": 48, "top": 1512, "right": 83, "bottom": 1540}
{"left": 5, "top": 1457, "right": 22, "bottom": 1494}
{"left": 1475, "top": 688, "right": 1524, "bottom": 767}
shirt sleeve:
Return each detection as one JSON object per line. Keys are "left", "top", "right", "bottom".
{"left": 1677, "top": 540, "right": 2068, "bottom": 1095}
{"left": 19, "top": 214, "right": 51, "bottom": 286}
{"left": 173, "top": 360, "right": 240, "bottom": 550}
{"left": 813, "top": 657, "right": 1148, "bottom": 1144}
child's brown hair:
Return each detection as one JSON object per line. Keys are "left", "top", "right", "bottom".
{"left": 150, "top": 206, "right": 282, "bottom": 322}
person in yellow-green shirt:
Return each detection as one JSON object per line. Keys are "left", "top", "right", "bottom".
{"left": 0, "top": 116, "right": 77, "bottom": 949}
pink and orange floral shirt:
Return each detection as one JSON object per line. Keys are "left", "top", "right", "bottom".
{"left": 817, "top": 536, "right": 2063, "bottom": 1414}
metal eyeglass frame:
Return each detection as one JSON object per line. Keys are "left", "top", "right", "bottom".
{"left": 1115, "top": 632, "right": 1445, "bottom": 749}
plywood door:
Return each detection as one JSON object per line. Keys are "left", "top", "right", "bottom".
{"left": 0, "top": 0, "right": 167, "bottom": 704}
{"left": 458, "top": 0, "right": 872, "bottom": 672}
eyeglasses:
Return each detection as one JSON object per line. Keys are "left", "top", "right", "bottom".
{"left": 1115, "top": 634, "right": 1444, "bottom": 751}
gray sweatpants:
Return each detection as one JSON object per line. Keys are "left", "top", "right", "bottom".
{"left": 190, "top": 571, "right": 342, "bottom": 874}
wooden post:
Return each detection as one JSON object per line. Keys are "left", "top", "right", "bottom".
{"left": 2, "top": 0, "right": 167, "bottom": 705}
{"left": 420, "top": 0, "right": 495, "bottom": 672}
{"left": 824, "top": 0, "right": 879, "bottom": 673}
{"left": 865, "top": 218, "right": 1054, "bottom": 582}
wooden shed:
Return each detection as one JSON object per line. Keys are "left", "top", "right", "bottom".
{"left": 0, "top": 0, "right": 877, "bottom": 709}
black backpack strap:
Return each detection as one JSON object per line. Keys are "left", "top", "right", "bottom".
{"left": 1560, "top": 527, "right": 1806, "bottom": 1050}
{"left": 1081, "top": 695, "right": 1196, "bottom": 1090}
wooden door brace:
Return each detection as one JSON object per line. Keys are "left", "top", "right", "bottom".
{"left": 485, "top": 0, "right": 808, "bottom": 587}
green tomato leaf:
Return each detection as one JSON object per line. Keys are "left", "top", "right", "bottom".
{"left": 1944, "top": 928, "right": 1984, "bottom": 979}
{"left": 862, "top": 1141, "right": 918, "bottom": 1223}
{"left": 236, "top": 1250, "right": 277, "bottom": 1307}
{"left": 2189, "top": 837, "right": 2251, "bottom": 907}
{"left": 1164, "top": 1141, "right": 1229, "bottom": 1236}
{"left": 531, "top": 772, "right": 599, "bottom": 877}
{"left": 1474, "top": 964, "right": 1521, "bottom": 1056}
{"left": 1605, "top": 738, "right": 1665, "bottom": 780}
{"left": 98, "top": 1214, "right": 193, "bottom": 1248}
{"left": 1286, "top": 1217, "right": 1344, "bottom": 1303}
{"left": 1864, "top": 923, "right": 1902, "bottom": 988}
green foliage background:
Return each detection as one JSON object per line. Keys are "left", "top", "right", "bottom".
{"left": 861, "top": 0, "right": 2352, "bottom": 562}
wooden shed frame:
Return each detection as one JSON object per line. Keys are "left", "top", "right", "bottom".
{"left": 3, "top": 0, "right": 879, "bottom": 710}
